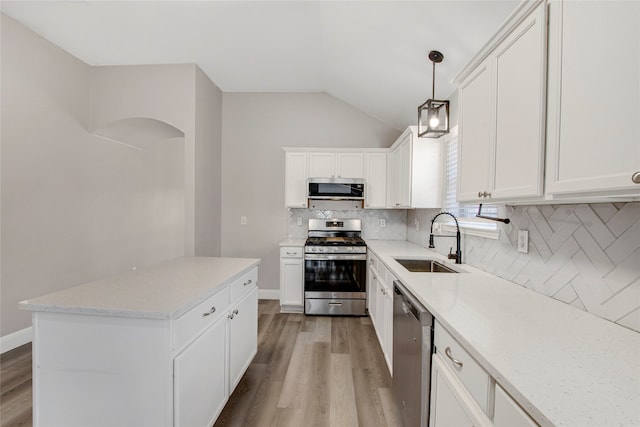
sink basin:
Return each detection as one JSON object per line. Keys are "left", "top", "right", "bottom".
{"left": 394, "top": 258, "right": 458, "bottom": 273}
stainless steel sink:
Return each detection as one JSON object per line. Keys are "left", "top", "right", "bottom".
{"left": 394, "top": 258, "right": 458, "bottom": 273}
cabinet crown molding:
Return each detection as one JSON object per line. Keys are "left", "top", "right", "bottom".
{"left": 453, "top": 0, "right": 545, "bottom": 85}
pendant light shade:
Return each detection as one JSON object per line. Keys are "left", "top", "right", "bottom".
{"left": 418, "top": 50, "right": 450, "bottom": 138}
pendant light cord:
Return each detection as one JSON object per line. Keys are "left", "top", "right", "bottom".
{"left": 432, "top": 60, "right": 436, "bottom": 99}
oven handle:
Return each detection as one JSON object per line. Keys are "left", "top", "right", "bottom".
{"left": 304, "top": 254, "right": 367, "bottom": 261}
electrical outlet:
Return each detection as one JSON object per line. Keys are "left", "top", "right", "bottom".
{"left": 517, "top": 230, "right": 529, "bottom": 254}
{"left": 296, "top": 217, "right": 303, "bottom": 226}
{"left": 380, "top": 218, "right": 386, "bottom": 228}
{"left": 240, "top": 216, "right": 247, "bottom": 225}
{"left": 415, "top": 218, "right": 420, "bottom": 231}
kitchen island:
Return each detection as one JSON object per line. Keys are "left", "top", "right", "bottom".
{"left": 367, "top": 240, "right": 639, "bottom": 427}
{"left": 20, "top": 256, "right": 260, "bottom": 427}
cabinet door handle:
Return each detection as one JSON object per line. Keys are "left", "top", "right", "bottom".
{"left": 632, "top": 172, "right": 640, "bottom": 184}
{"left": 228, "top": 313, "right": 234, "bottom": 319}
{"left": 444, "top": 347, "right": 463, "bottom": 368}
{"left": 244, "top": 279, "right": 252, "bottom": 286}
{"left": 478, "top": 191, "right": 484, "bottom": 198}
{"left": 202, "top": 306, "right": 216, "bottom": 317}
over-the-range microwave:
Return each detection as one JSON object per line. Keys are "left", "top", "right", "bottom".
{"left": 307, "top": 178, "right": 365, "bottom": 210}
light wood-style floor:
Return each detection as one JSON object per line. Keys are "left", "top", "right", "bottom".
{"left": 0, "top": 300, "right": 401, "bottom": 427}
{"left": 0, "top": 343, "right": 32, "bottom": 427}
{"left": 215, "top": 300, "right": 401, "bottom": 427}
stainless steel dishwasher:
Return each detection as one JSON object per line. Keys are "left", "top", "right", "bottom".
{"left": 392, "top": 280, "right": 434, "bottom": 427}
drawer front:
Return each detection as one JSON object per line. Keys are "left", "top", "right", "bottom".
{"left": 494, "top": 384, "right": 538, "bottom": 427}
{"left": 280, "top": 247, "right": 303, "bottom": 258}
{"left": 434, "top": 321, "right": 491, "bottom": 413}
{"left": 174, "top": 287, "right": 230, "bottom": 351}
{"left": 230, "top": 268, "right": 258, "bottom": 302}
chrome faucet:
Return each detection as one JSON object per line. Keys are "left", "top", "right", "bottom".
{"left": 428, "top": 212, "right": 462, "bottom": 264}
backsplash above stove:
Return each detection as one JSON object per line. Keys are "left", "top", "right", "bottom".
{"left": 408, "top": 202, "right": 640, "bottom": 333}
{"left": 287, "top": 209, "right": 407, "bottom": 241}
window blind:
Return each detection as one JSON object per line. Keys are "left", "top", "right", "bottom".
{"left": 444, "top": 131, "right": 498, "bottom": 227}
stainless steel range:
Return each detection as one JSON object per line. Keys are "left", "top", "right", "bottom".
{"left": 304, "top": 218, "right": 367, "bottom": 316}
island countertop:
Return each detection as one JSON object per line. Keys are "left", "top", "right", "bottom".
{"left": 19, "top": 256, "right": 261, "bottom": 320}
{"left": 366, "top": 240, "right": 640, "bottom": 427}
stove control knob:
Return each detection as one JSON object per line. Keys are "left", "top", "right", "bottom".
{"left": 311, "top": 247, "right": 317, "bottom": 252}
{"left": 347, "top": 247, "right": 353, "bottom": 251}
{"left": 333, "top": 247, "right": 338, "bottom": 253}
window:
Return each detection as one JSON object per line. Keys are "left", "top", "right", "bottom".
{"left": 440, "top": 127, "right": 499, "bottom": 239}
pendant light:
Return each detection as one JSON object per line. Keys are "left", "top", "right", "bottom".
{"left": 418, "top": 50, "right": 450, "bottom": 138}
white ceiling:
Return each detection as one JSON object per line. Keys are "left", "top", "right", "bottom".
{"left": 1, "top": 0, "right": 519, "bottom": 131}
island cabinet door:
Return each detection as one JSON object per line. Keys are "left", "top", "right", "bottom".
{"left": 174, "top": 316, "right": 227, "bottom": 427}
{"left": 228, "top": 286, "right": 259, "bottom": 393}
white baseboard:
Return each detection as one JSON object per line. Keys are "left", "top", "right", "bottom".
{"left": 258, "top": 288, "right": 280, "bottom": 300}
{"left": 0, "top": 326, "right": 32, "bottom": 354}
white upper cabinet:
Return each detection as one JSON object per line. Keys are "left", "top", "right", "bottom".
{"left": 364, "top": 152, "right": 387, "bottom": 208}
{"left": 337, "top": 152, "right": 365, "bottom": 178}
{"left": 492, "top": 4, "right": 546, "bottom": 200}
{"left": 387, "top": 127, "right": 443, "bottom": 208}
{"left": 458, "top": 58, "right": 493, "bottom": 202}
{"left": 545, "top": 0, "right": 640, "bottom": 198}
{"left": 456, "top": 2, "right": 546, "bottom": 203}
{"left": 308, "top": 152, "right": 336, "bottom": 177}
{"left": 308, "top": 152, "right": 364, "bottom": 178}
{"left": 285, "top": 151, "right": 309, "bottom": 208}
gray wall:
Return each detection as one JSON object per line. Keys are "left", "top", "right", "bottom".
{"left": 1, "top": 15, "right": 223, "bottom": 337}
{"left": 195, "top": 67, "right": 223, "bottom": 256}
{"left": 221, "top": 92, "right": 401, "bottom": 291}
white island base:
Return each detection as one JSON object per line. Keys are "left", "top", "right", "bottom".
{"left": 21, "top": 257, "right": 260, "bottom": 427}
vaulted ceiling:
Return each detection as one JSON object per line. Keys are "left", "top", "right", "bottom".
{"left": 1, "top": 1, "right": 519, "bottom": 130}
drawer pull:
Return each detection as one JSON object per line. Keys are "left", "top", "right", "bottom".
{"left": 202, "top": 306, "right": 216, "bottom": 317}
{"left": 328, "top": 302, "right": 343, "bottom": 306}
{"left": 632, "top": 171, "right": 640, "bottom": 184}
{"left": 445, "top": 347, "right": 463, "bottom": 368}
{"left": 286, "top": 252, "right": 296, "bottom": 256}
{"left": 244, "top": 279, "right": 252, "bottom": 286}
{"left": 234, "top": 309, "right": 239, "bottom": 315}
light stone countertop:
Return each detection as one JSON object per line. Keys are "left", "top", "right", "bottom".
{"left": 366, "top": 240, "right": 640, "bottom": 427}
{"left": 19, "top": 257, "right": 261, "bottom": 320}
{"left": 279, "top": 238, "right": 306, "bottom": 247}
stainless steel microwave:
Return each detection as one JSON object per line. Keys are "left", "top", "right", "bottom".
{"left": 307, "top": 178, "right": 365, "bottom": 209}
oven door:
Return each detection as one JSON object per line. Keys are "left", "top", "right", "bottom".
{"left": 304, "top": 253, "right": 367, "bottom": 299}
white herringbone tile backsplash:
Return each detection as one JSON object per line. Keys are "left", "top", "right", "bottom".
{"left": 407, "top": 203, "right": 640, "bottom": 333}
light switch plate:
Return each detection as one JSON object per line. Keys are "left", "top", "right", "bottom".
{"left": 240, "top": 216, "right": 247, "bottom": 225}
{"left": 296, "top": 217, "right": 303, "bottom": 226}
{"left": 380, "top": 218, "right": 386, "bottom": 228}
{"left": 517, "top": 230, "right": 529, "bottom": 254}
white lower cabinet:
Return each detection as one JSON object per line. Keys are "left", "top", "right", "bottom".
{"left": 367, "top": 253, "right": 393, "bottom": 374}
{"left": 279, "top": 246, "right": 304, "bottom": 312}
{"left": 228, "top": 286, "right": 258, "bottom": 393}
{"left": 493, "top": 384, "right": 538, "bottom": 427}
{"left": 174, "top": 316, "right": 227, "bottom": 427}
{"left": 431, "top": 321, "right": 539, "bottom": 427}
{"left": 430, "top": 354, "right": 492, "bottom": 427}
{"left": 30, "top": 263, "right": 259, "bottom": 427}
